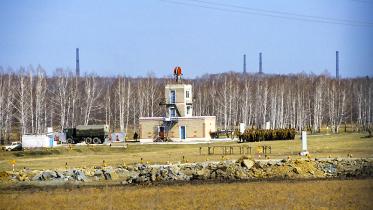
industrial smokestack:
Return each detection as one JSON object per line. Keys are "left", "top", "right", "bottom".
{"left": 76, "top": 48, "right": 80, "bottom": 77}
{"left": 243, "top": 54, "right": 246, "bottom": 74}
{"left": 336, "top": 51, "right": 339, "bottom": 79}
{"left": 259, "top": 52, "right": 263, "bottom": 74}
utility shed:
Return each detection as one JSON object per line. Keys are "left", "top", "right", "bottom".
{"left": 22, "top": 135, "right": 57, "bottom": 148}
{"left": 139, "top": 82, "right": 216, "bottom": 142}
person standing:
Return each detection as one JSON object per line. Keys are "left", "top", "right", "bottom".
{"left": 133, "top": 132, "right": 139, "bottom": 141}
{"left": 173, "top": 66, "right": 182, "bottom": 82}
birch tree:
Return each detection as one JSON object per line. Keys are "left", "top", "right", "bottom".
{"left": 83, "top": 75, "right": 101, "bottom": 125}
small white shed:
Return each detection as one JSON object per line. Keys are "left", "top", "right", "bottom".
{"left": 22, "top": 134, "right": 57, "bottom": 148}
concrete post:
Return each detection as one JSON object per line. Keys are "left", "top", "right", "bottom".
{"left": 300, "top": 131, "right": 309, "bottom": 156}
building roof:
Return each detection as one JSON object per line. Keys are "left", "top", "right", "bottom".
{"left": 139, "top": 116, "right": 216, "bottom": 120}
{"left": 165, "top": 83, "right": 192, "bottom": 89}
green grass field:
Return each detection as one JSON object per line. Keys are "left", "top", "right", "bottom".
{"left": 0, "top": 133, "right": 372, "bottom": 171}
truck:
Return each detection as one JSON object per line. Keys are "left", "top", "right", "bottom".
{"left": 63, "top": 125, "right": 109, "bottom": 144}
{"left": 2, "top": 141, "right": 22, "bottom": 151}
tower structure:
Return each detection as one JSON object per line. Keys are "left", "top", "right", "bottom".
{"left": 243, "top": 54, "right": 246, "bottom": 74}
{"left": 336, "top": 51, "right": 339, "bottom": 79}
{"left": 76, "top": 48, "right": 80, "bottom": 76}
{"left": 259, "top": 52, "right": 263, "bottom": 74}
{"left": 164, "top": 84, "right": 193, "bottom": 118}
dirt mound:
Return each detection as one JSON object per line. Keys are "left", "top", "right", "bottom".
{"left": 268, "top": 159, "right": 325, "bottom": 178}
{"left": 1, "top": 158, "right": 372, "bottom": 186}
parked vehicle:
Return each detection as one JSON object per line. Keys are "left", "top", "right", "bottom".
{"left": 2, "top": 142, "right": 22, "bottom": 151}
{"left": 63, "top": 125, "right": 109, "bottom": 144}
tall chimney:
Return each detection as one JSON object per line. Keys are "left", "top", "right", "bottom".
{"left": 243, "top": 54, "right": 246, "bottom": 74}
{"left": 259, "top": 52, "right": 263, "bottom": 74}
{"left": 76, "top": 48, "right": 80, "bottom": 77}
{"left": 336, "top": 51, "right": 339, "bottom": 79}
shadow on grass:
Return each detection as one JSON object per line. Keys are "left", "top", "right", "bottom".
{"left": 361, "top": 135, "right": 373, "bottom": 139}
{"left": 13, "top": 149, "right": 62, "bottom": 157}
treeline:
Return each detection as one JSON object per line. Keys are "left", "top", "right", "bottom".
{"left": 192, "top": 72, "right": 372, "bottom": 134}
{"left": 0, "top": 66, "right": 372, "bottom": 143}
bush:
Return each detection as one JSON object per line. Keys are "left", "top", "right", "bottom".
{"left": 238, "top": 128, "right": 296, "bottom": 142}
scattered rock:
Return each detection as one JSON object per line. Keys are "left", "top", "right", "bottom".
{"left": 4, "top": 158, "right": 372, "bottom": 185}
{"left": 32, "top": 173, "right": 43, "bottom": 181}
{"left": 94, "top": 169, "right": 103, "bottom": 177}
{"left": 242, "top": 159, "right": 255, "bottom": 169}
{"left": 194, "top": 168, "right": 210, "bottom": 180}
{"left": 255, "top": 161, "right": 266, "bottom": 169}
{"left": 103, "top": 170, "right": 112, "bottom": 180}
{"left": 41, "top": 170, "right": 58, "bottom": 180}
{"left": 68, "top": 170, "right": 87, "bottom": 182}
{"left": 293, "top": 167, "right": 301, "bottom": 174}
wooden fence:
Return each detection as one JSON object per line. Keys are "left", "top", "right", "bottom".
{"left": 199, "top": 145, "right": 271, "bottom": 155}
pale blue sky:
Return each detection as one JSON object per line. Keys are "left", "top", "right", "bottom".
{"left": 0, "top": 0, "right": 372, "bottom": 78}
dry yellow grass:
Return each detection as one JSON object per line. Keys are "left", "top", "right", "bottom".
{"left": 0, "top": 179, "right": 372, "bottom": 210}
{"left": 0, "top": 133, "right": 372, "bottom": 171}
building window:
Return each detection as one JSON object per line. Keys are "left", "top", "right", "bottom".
{"left": 186, "top": 90, "right": 190, "bottom": 99}
{"left": 170, "top": 90, "right": 176, "bottom": 104}
{"left": 186, "top": 106, "right": 191, "bottom": 116}
{"left": 170, "top": 108, "right": 176, "bottom": 117}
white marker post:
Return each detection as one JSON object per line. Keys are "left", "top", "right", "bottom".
{"left": 300, "top": 131, "right": 309, "bottom": 156}
{"left": 239, "top": 123, "right": 246, "bottom": 134}
{"left": 10, "top": 160, "right": 16, "bottom": 172}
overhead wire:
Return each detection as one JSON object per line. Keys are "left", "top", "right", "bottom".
{"left": 348, "top": 0, "right": 373, "bottom": 3}
{"left": 160, "top": 0, "right": 373, "bottom": 27}
{"left": 187, "top": 0, "right": 373, "bottom": 26}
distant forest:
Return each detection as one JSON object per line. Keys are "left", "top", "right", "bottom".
{"left": 0, "top": 66, "right": 372, "bottom": 142}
